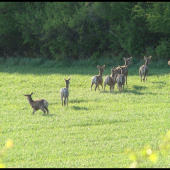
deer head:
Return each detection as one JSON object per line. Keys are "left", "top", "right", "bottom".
{"left": 97, "top": 65, "right": 105, "bottom": 76}
{"left": 144, "top": 56, "right": 152, "bottom": 66}
{"left": 123, "top": 57, "right": 132, "bottom": 66}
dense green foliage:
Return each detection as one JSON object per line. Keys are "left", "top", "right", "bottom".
{"left": 1, "top": 2, "right": 170, "bottom": 61}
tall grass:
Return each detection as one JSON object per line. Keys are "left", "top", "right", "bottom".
{"left": 0, "top": 57, "right": 170, "bottom": 168}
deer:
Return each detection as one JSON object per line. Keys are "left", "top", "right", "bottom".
{"left": 24, "top": 92, "right": 49, "bottom": 115}
{"left": 104, "top": 67, "right": 118, "bottom": 92}
{"left": 60, "top": 78, "right": 71, "bottom": 106}
{"left": 139, "top": 56, "right": 152, "bottom": 82}
{"left": 116, "top": 74, "right": 125, "bottom": 92}
{"left": 91, "top": 65, "right": 105, "bottom": 91}
{"left": 116, "top": 57, "right": 132, "bottom": 85}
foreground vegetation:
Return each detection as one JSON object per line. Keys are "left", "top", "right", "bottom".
{"left": 0, "top": 58, "right": 170, "bottom": 168}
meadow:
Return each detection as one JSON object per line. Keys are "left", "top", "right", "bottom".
{"left": 0, "top": 57, "right": 170, "bottom": 168}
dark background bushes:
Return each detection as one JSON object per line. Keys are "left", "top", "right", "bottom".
{"left": 0, "top": 2, "right": 170, "bottom": 62}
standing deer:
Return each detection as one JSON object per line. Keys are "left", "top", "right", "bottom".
{"left": 116, "top": 57, "right": 132, "bottom": 85}
{"left": 60, "top": 78, "right": 71, "bottom": 106}
{"left": 24, "top": 92, "right": 49, "bottom": 115}
{"left": 104, "top": 67, "right": 118, "bottom": 92}
{"left": 91, "top": 65, "right": 105, "bottom": 91}
{"left": 116, "top": 74, "right": 125, "bottom": 91}
{"left": 139, "top": 56, "right": 152, "bottom": 82}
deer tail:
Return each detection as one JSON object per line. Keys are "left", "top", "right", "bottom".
{"left": 44, "top": 100, "right": 49, "bottom": 107}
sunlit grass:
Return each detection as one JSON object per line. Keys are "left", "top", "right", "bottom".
{"left": 0, "top": 58, "right": 170, "bottom": 167}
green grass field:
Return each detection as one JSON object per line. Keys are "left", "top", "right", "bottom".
{"left": 1, "top": 58, "right": 170, "bottom": 168}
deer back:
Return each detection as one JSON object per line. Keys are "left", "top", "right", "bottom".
{"left": 120, "top": 66, "right": 128, "bottom": 76}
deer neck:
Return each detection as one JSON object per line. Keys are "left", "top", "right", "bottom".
{"left": 28, "top": 97, "right": 34, "bottom": 105}
{"left": 145, "top": 61, "right": 149, "bottom": 67}
{"left": 99, "top": 70, "right": 103, "bottom": 77}
{"left": 66, "top": 83, "right": 69, "bottom": 90}
{"left": 124, "top": 61, "right": 129, "bottom": 67}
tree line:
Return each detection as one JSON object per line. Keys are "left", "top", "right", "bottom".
{"left": 0, "top": 2, "right": 170, "bottom": 62}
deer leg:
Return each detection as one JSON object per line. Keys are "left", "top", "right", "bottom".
{"left": 91, "top": 83, "right": 94, "bottom": 91}
{"left": 112, "top": 85, "right": 114, "bottom": 91}
{"left": 126, "top": 76, "right": 127, "bottom": 85}
{"left": 61, "top": 97, "right": 63, "bottom": 106}
{"left": 104, "top": 83, "right": 106, "bottom": 91}
{"left": 45, "top": 107, "right": 49, "bottom": 114}
{"left": 64, "top": 99, "right": 66, "bottom": 106}
{"left": 40, "top": 106, "right": 46, "bottom": 114}
{"left": 33, "top": 108, "right": 37, "bottom": 115}
{"left": 95, "top": 84, "right": 97, "bottom": 91}
{"left": 98, "top": 84, "right": 100, "bottom": 91}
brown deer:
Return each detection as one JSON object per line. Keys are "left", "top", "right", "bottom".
{"left": 24, "top": 92, "right": 49, "bottom": 114}
{"left": 139, "top": 56, "right": 152, "bottom": 82}
{"left": 60, "top": 78, "right": 71, "bottom": 106}
{"left": 116, "top": 74, "right": 125, "bottom": 91}
{"left": 91, "top": 65, "right": 105, "bottom": 91}
{"left": 116, "top": 57, "right": 132, "bottom": 85}
{"left": 104, "top": 67, "right": 118, "bottom": 92}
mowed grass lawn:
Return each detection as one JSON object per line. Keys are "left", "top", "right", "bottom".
{"left": 1, "top": 60, "right": 170, "bottom": 168}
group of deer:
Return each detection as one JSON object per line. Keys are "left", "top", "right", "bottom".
{"left": 23, "top": 56, "right": 152, "bottom": 115}
{"left": 91, "top": 56, "right": 152, "bottom": 92}
{"left": 24, "top": 78, "right": 71, "bottom": 115}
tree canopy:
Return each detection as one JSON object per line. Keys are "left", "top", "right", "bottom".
{"left": 0, "top": 2, "right": 170, "bottom": 61}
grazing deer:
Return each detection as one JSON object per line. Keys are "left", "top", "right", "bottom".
{"left": 60, "top": 78, "right": 71, "bottom": 106}
{"left": 116, "top": 74, "right": 125, "bottom": 91}
{"left": 116, "top": 57, "right": 132, "bottom": 85}
{"left": 24, "top": 92, "right": 49, "bottom": 114}
{"left": 91, "top": 65, "right": 105, "bottom": 91}
{"left": 104, "top": 67, "right": 118, "bottom": 92}
{"left": 139, "top": 56, "right": 152, "bottom": 82}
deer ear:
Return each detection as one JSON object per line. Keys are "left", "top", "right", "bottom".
{"left": 68, "top": 78, "right": 71, "bottom": 80}
{"left": 130, "top": 57, "right": 132, "bottom": 59}
{"left": 102, "top": 65, "right": 105, "bottom": 68}
{"left": 144, "top": 56, "right": 147, "bottom": 60}
{"left": 97, "top": 65, "right": 100, "bottom": 69}
{"left": 123, "top": 57, "right": 126, "bottom": 61}
{"left": 64, "top": 78, "right": 66, "bottom": 81}
{"left": 31, "top": 92, "right": 33, "bottom": 95}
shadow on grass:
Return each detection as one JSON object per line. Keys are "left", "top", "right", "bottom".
{"left": 42, "top": 113, "right": 55, "bottom": 117}
{"left": 133, "top": 85, "right": 147, "bottom": 90}
{"left": 71, "top": 119, "right": 130, "bottom": 127}
{"left": 69, "top": 99, "right": 90, "bottom": 103}
{"left": 71, "top": 106, "right": 89, "bottom": 110}
{"left": 100, "top": 85, "right": 155, "bottom": 95}
{"left": 100, "top": 90, "right": 124, "bottom": 94}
